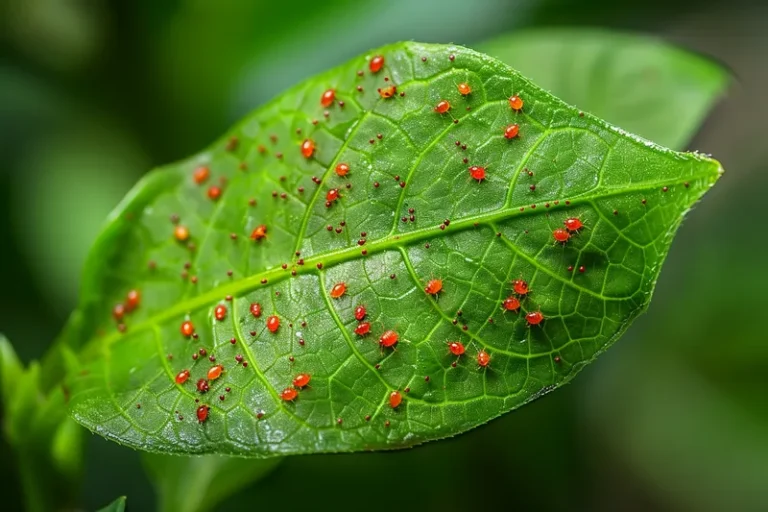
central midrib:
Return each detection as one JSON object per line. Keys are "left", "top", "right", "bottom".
{"left": 81, "top": 172, "right": 710, "bottom": 357}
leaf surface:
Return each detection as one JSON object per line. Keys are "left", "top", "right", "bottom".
{"left": 63, "top": 42, "right": 722, "bottom": 456}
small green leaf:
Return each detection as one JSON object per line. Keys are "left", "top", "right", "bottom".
{"left": 143, "top": 453, "right": 281, "bottom": 512}
{"left": 0, "top": 335, "right": 23, "bottom": 406}
{"left": 96, "top": 496, "right": 127, "bottom": 512}
{"left": 479, "top": 29, "right": 729, "bottom": 150}
{"left": 64, "top": 41, "right": 722, "bottom": 457}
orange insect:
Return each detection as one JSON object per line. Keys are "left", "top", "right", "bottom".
{"left": 301, "top": 139, "right": 316, "bottom": 158}
{"left": 180, "top": 320, "right": 194, "bottom": 337}
{"left": 267, "top": 315, "right": 280, "bottom": 333}
{"left": 207, "top": 365, "right": 223, "bottom": 381}
{"left": 193, "top": 166, "right": 210, "bottom": 184}
{"left": 434, "top": 100, "right": 451, "bottom": 114}
{"left": 214, "top": 304, "right": 227, "bottom": 321}
{"left": 477, "top": 349, "right": 491, "bottom": 368}
{"left": 526, "top": 310, "right": 544, "bottom": 326}
{"left": 448, "top": 341, "right": 465, "bottom": 356}
{"left": 330, "top": 282, "right": 347, "bottom": 299}
{"left": 457, "top": 83, "right": 471, "bottom": 95}
{"left": 174, "top": 225, "right": 190, "bottom": 242}
{"left": 379, "top": 330, "right": 399, "bottom": 348}
{"left": 175, "top": 369, "right": 190, "bottom": 384}
{"left": 508, "top": 95, "right": 524, "bottom": 111}
{"left": 424, "top": 279, "right": 443, "bottom": 296}
{"left": 335, "top": 163, "right": 350, "bottom": 177}
{"left": 281, "top": 387, "right": 298, "bottom": 401}
{"left": 512, "top": 279, "right": 530, "bottom": 296}
{"left": 389, "top": 390, "right": 402, "bottom": 408}
{"left": 320, "top": 88, "right": 336, "bottom": 107}
{"left": 250, "top": 224, "right": 267, "bottom": 241}
{"left": 553, "top": 228, "right": 570, "bottom": 244}
{"left": 502, "top": 296, "right": 520, "bottom": 312}
{"left": 369, "top": 55, "right": 384, "bottom": 73}
{"left": 504, "top": 123, "right": 519, "bottom": 139}
{"left": 293, "top": 373, "right": 311, "bottom": 388}
{"left": 378, "top": 86, "right": 397, "bottom": 98}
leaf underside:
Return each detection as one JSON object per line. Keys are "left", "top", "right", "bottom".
{"left": 63, "top": 42, "right": 722, "bottom": 457}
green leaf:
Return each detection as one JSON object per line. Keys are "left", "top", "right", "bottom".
{"left": 63, "top": 41, "right": 722, "bottom": 457}
{"left": 96, "top": 496, "right": 127, "bottom": 512}
{"left": 143, "top": 453, "right": 281, "bottom": 512}
{"left": 479, "top": 29, "right": 729, "bottom": 150}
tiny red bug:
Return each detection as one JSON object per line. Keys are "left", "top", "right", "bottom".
{"left": 330, "top": 282, "right": 347, "bottom": 299}
{"left": 457, "top": 83, "right": 471, "bottom": 95}
{"left": 250, "top": 224, "right": 267, "bottom": 241}
{"left": 355, "top": 322, "right": 371, "bottom": 336}
{"left": 389, "top": 390, "right": 402, "bottom": 408}
{"left": 378, "top": 86, "right": 396, "bottom": 98}
{"left": 448, "top": 341, "right": 465, "bottom": 356}
{"left": 469, "top": 166, "right": 486, "bottom": 182}
{"left": 180, "top": 320, "right": 194, "bottom": 337}
{"left": 214, "top": 304, "right": 227, "bottom": 321}
{"left": 125, "top": 289, "right": 140, "bottom": 311}
{"left": 250, "top": 303, "right": 262, "bottom": 318}
{"left": 526, "top": 310, "right": 544, "bottom": 326}
{"left": 424, "top": 279, "right": 443, "bottom": 296}
{"left": 508, "top": 95, "right": 524, "bottom": 111}
{"left": 369, "top": 55, "right": 384, "bottom": 73}
{"left": 502, "top": 296, "right": 520, "bottom": 312}
{"left": 197, "top": 404, "right": 209, "bottom": 423}
{"left": 477, "top": 349, "right": 491, "bottom": 368}
{"left": 335, "top": 163, "right": 350, "bottom": 177}
{"left": 379, "top": 330, "right": 399, "bottom": 348}
{"left": 113, "top": 303, "right": 126, "bottom": 321}
{"left": 434, "top": 100, "right": 451, "bottom": 114}
{"left": 281, "top": 387, "right": 298, "bottom": 401}
{"left": 175, "top": 369, "right": 190, "bottom": 384}
{"left": 301, "top": 139, "right": 315, "bottom": 158}
{"left": 207, "top": 365, "right": 223, "bottom": 381}
{"left": 326, "top": 188, "right": 340, "bottom": 203}
{"left": 512, "top": 279, "right": 530, "bottom": 296}
{"left": 354, "top": 305, "right": 366, "bottom": 321}
{"left": 196, "top": 379, "right": 209, "bottom": 393}
{"left": 267, "top": 315, "right": 280, "bottom": 333}
{"left": 564, "top": 217, "right": 583, "bottom": 232}
{"left": 293, "top": 373, "right": 311, "bottom": 388}
{"left": 320, "top": 88, "right": 335, "bottom": 107}
{"left": 207, "top": 185, "right": 221, "bottom": 201}
{"left": 174, "top": 225, "right": 190, "bottom": 242}
{"left": 553, "top": 228, "right": 570, "bottom": 244}
{"left": 193, "top": 166, "right": 210, "bottom": 184}
{"left": 504, "top": 123, "right": 519, "bottom": 139}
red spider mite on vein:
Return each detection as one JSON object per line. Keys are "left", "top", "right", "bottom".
{"left": 335, "top": 163, "right": 350, "bottom": 177}
{"left": 564, "top": 217, "right": 584, "bottom": 232}
{"left": 267, "top": 315, "right": 280, "bottom": 333}
{"left": 214, "top": 304, "right": 227, "bottom": 321}
{"left": 526, "top": 310, "right": 544, "bottom": 326}
{"left": 512, "top": 279, "right": 530, "bottom": 296}
{"left": 508, "top": 95, "right": 524, "bottom": 111}
{"left": 207, "top": 365, "right": 224, "bottom": 381}
{"left": 379, "top": 330, "right": 399, "bottom": 348}
{"left": 389, "top": 390, "right": 403, "bottom": 408}
{"left": 320, "top": 88, "right": 336, "bottom": 107}
{"left": 301, "top": 139, "right": 316, "bottom": 158}
{"left": 434, "top": 100, "right": 451, "bottom": 114}
{"left": 197, "top": 405, "right": 209, "bottom": 423}
{"left": 193, "top": 166, "right": 210, "bottom": 184}
{"left": 250, "top": 303, "right": 262, "bottom": 317}
{"left": 175, "top": 369, "right": 190, "bottom": 384}
{"left": 477, "top": 349, "right": 491, "bottom": 368}
{"left": 504, "top": 123, "right": 520, "bottom": 139}
{"left": 378, "top": 86, "right": 397, "bottom": 98}
{"left": 354, "top": 305, "right": 367, "bottom": 321}
{"left": 457, "top": 82, "right": 471, "bottom": 95}
{"left": 250, "top": 224, "right": 267, "bottom": 241}
{"left": 469, "top": 165, "right": 486, "bottom": 182}
{"left": 369, "top": 55, "right": 384, "bottom": 73}
{"left": 293, "top": 373, "right": 311, "bottom": 388}
{"left": 125, "top": 289, "right": 140, "bottom": 311}
{"left": 330, "top": 282, "right": 347, "bottom": 299}
{"left": 424, "top": 278, "right": 443, "bottom": 296}
{"left": 448, "top": 341, "right": 465, "bottom": 356}
{"left": 281, "top": 387, "right": 298, "bottom": 401}
{"left": 355, "top": 321, "right": 371, "bottom": 336}
{"left": 553, "top": 228, "right": 570, "bottom": 244}
{"left": 502, "top": 296, "right": 521, "bottom": 312}
{"left": 180, "top": 320, "right": 194, "bottom": 337}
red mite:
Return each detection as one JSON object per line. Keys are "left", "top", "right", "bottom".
{"left": 180, "top": 320, "right": 194, "bottom": 337}
{"left": 196, "top": 379, "right": 209, "bottom": 393}
{"left": 330, "top": 282, "right": 347, "bottom": 298}
{"left": 214, "top": 304, "right": 227, "bottom": 321}
{"left": 320, "top": 88, "right": 336, "bottom": 107}
{"left": 125, "top": 289, "right": 141, "bottom": 311}
{"left": 355, "top": 322, "right": 371, "bottom": 336}
{"left": 301, "top": 139, "right": 316, "bottom": 158}
{"left": 369, "top": 55, "right": 384, "bottom": 73}
{"left": 448, "top": 341, "right": 465, "bottom": 356}
{"left": 389, "top": 390, "right": 402, "bottom": 408}
{"left": 477, "top": 349, "right": 491, "bottom": 368}
{"left": 457, "top": 83, "right": 471, "bottom": 95}
{"left": 502, "top": 296, "right": 520, "bottom": 312}
{"left": 526, "top": 310, "right": 544, "bottom": 326}
{"left": 424, "top": 279, "right": 443, "bottom": 296}
{"left": 250, "top": 303, "right": 262, "bottom": 318}
{"left": 553, "top": 228, "right": 570, "bottom": 243}
{"left": 196, "top": 405, "right": 209, "bottom": 423}
{"left": 469, "top": 166, "right": 486, "bottom": 182}
{"left": 175, "top": 369, "right": 190, "bottom": 384}
{"left": 354, "top": 305, "right": 367, "bottom": 321}
{"left": 174, "top": 225, "right": 190, "bottom": 242}
{"left": 250, "top": 224, "right": 267, "bottom": 241}
{"left": 293, "top": 373, "right": 311, "bottom": 388}
{"left": 512, "top": 279, "right": 530, "bottom": 296}
{"left": 207, "top": 365, "right": 223, "bottom": 381}
{"left": 509, "top": 95, "right": 524, "bottom": 111}
{"left": 504, "top": 124, "right": 520, "bottom": 139}
{"left": 335, "top": 163, "right": 350, "bottom": 177}
{"left": 326, "top": 188, "right": 340, "bottom": 203}
{"left": 564, "top": 218, "right": 583, "bottom": 232}
{"left": 434, "top": 100, "right": 451, "bottom": 114}
{"left": 207, "top": 185, "right": 221, "bottom": 201}
{"left": 281, "top": 387, "right": 298, "bottom": 401}
{"left": 379, "top": 330, "right": 399, "bottom": 348}
{"left": 378, "top": 86, "right": 397, "bottom": 98}
{"left": 113, "top": 303, "right": 126, "bottom": 321}
{"left": 193, "top": 166, "right": 210, "bottom": 184}
{"left": 267, "top": 315, "right": 280, "bottom": 333}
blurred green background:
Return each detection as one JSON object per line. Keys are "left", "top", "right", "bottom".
{"left": 1, "top": 0, "right": 766, "bottom": 510}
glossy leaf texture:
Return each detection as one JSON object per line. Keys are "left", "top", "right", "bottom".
{"left": 63, "top": 42, "right": 722, "bottom": 457}
{"left": 96, "top": 496, "right": 126, "bottom": 512}
{"left": 480, "top": 29, "right": 729, "bottom": 150}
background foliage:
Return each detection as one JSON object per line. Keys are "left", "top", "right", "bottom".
{"left": 1, "top": 0, "right": 766, "bottom": 510}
